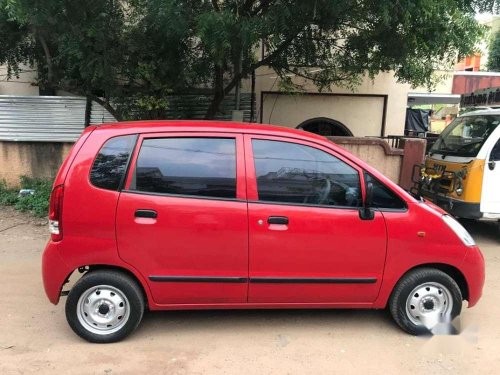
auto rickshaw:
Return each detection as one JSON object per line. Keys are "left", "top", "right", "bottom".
{"left": 414, "top": 109, "right": 500, "bottom": 226}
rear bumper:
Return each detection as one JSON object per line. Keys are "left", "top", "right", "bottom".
{"left": 461, "top": 246, "right": 485, "bottom": 307}
{"left": 42, "top": 241, "right": 71, "bottom": 305}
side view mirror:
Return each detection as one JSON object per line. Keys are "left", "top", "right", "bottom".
{"left": 489, "top": 160, "right": 496, "bottom": 171}
{"left": 359, "top": 182, "right": 375, "bottom": 220}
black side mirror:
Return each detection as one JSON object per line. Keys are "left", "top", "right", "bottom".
{"left": 489, "top": 160, "right": 496, "bottom": 171}
{"left": 359, "top": 182, "right": 375, "bottom": 220}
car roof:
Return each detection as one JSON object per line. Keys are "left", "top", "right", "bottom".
{"left": 93, "top": 120, "right": 327, "bottom": 142}
{"left": 461, "top": 108, "right": 500, "bottom": 116}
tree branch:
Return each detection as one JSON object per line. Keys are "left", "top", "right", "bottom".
{"left": 37, "top": 33, "right": 54, "bottom": 84}
{"left": 250, "top": 0, "right": 272, "bottom": 16}
{"left": 211, "top": 29, "right": 305, "bottom": 107}
{"left": 91, "top": 95, "right": 123, "bottom": 121}
{"left": 249, "top": 32, "right": 302, "bottom": 71}
{"left": 242, "top": 0, "right": 258, "bottom": 13}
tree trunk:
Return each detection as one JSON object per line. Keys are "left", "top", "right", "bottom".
{"left": 36, "top": 32, "right": 57, "bottom": 94}
{"left": 91, "top": 95, "right": 123, "bottom": 121}
{"left": 205, "top": 66, "right": 225, "bottom": 119}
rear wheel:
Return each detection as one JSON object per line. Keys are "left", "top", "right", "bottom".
{"left": 65, "top": 270, "right": 144, "bottom": 343}
{"left": 389, "top": 268, "right": 462, "bottom": 335}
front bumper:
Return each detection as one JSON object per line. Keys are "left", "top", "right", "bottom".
{"left": 423, "top": 193, "right": 482, "bottom": 219}
{"left": 42, "top": 241, "right": 72, "bottom": 305}
{"left": 461, "top": 245, "right": 485, "bottom": 307}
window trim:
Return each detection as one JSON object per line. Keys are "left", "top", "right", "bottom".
{"left": 123, "top": 132, "right": 246, "bottom": 201}
{"left": 122, "top": 189, "right": 247, "bottom": 203}
{"left": 88, "top": 134, "right": 138, "bottom": 192}
{"left": 247, "top": 199, "right": 369, "bottom": 211}
{"left": 364, "top": 172, "right": 408, "bottom": 212}
{"left": 244, "top": 134, "right": 366, "bottom": 208}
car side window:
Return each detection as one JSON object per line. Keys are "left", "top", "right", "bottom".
{"left": 364, "top": 173, "right": 406, "bottom": 210}
{"left": 491, "top": 139, "right": 500, "bottom": 161}
{"left": 252, "top": 139, "right": 362, "bottom": 207}
{"left": 90, "top": 135, "right": 136, "bottom": 191}
{"left": 133, "top": 137, "right": 237, "bottom": 199}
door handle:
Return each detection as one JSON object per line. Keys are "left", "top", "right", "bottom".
{"left": 135, "top": 209, "right": 157, "bottom": 219}
{"left": 267, "top": 216, "right": 289, "bottom": 225}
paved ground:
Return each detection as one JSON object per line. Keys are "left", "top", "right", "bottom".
{"left": 0, "top": 206, "right": 499, "bottom": 375}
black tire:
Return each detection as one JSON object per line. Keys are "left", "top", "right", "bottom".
{"left": 389, "top": 268, "right": 462, "bottom": 335}
{"left": 65, "top": 270, "right": 145, "bottom": 343}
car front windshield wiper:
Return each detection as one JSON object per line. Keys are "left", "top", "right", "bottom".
{"left": 455, "top": 140, "right": 484, "bottom": 151}
{"left": 432, "top": 137, "right": 451, "bottom": 153}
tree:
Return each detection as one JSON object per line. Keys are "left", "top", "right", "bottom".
{"left": 488, "top": 31, "right": 500, "bottom": 71}
{"left": 0, "top": 0, "right": 137, "bottom": 118}
{"left": 185, "top": 0, "right": 489, "bottom": 118}
{"left": 0, "top": 1, "right": 494, "bottom": 120}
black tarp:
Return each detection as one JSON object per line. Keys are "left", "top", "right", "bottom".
{"left": 405, "top": 108, "right": 430, "bottom": 134}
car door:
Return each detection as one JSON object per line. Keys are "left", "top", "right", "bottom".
{"left": 481, "top": 136, "right": 500, "bottom": 215}
{"left": 244, "top": 135, "right": 387, "bottom": 304}
{"left": 116, "top": 133, "right": 249, "bottom": 305}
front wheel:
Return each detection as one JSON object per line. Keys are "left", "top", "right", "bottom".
{"left": 389, "top": 268, "right": 462, "bottom": 335}
{"left": 65, "top": 270, "right": 145, "bottom": 343}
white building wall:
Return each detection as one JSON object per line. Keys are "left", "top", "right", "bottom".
{"left": 0, "top": 65, "right": 39, "bottom": 96}
{"left": 248, "top": 68, "right": 412, "bottom": 136}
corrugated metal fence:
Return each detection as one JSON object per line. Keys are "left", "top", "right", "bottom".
{"left": 0, "top": 94, "right": 255, "bottom": 142}
{"left": 158, "top": 93, "right": 254, "bottom": 121}
{"left": 0, "top": 94, "right": 255, "bottom": 143}
{"left": 0, "top": 96, "right": 116, "bottom": 142}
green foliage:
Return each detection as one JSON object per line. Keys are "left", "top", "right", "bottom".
{"left": 0, "top": 177, "right": 51, "bottom": 217}
{"left": 488, "top": 31, "right": 500, "bottom": 72}
{"left": 0, "top": 181, "right": 19, "bottom": 205}
{"left": 0, "top": 0, "right": 492, "bottom": 118}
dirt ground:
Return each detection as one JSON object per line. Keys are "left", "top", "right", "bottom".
{"left": 0, "top": 206, "right": 499, "bottom": 375}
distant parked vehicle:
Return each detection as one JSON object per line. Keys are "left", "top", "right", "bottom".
{"left": 42, "top": 121, "right": 484, "bottom": 342}
{"left": 417, "top": 109, "right": 500, "bottom": 228}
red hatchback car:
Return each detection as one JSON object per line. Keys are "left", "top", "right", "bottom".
{"left": 42, "top": 121, "right": 485, "bottom": 342}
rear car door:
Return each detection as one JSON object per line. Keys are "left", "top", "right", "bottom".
{"left": 245, "top": 135, "right": 387, "bottom": 304}
{"left": 116, "top": 133, "right": 248, "bottom": 305}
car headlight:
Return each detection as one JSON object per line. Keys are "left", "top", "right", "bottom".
{"left": 442, "top": 215, "right": 475, "bottom": 247}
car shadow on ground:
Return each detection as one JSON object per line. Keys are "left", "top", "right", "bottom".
{"left": 137, "top": 308, "right": 401, "bottom": 338}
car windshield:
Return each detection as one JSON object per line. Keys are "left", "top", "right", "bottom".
{"left": 430, "top": 115, "right": 500, "bottom": 157}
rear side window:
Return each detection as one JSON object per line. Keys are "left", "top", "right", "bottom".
{"left": 134, "top": 137, "right": 237, "bottom": 199}
{"left": 365, "top": 173, "right": 406, "bottom": 210}
{"left": 252, "top": 139, "right": 362, "bottom": 207}
{"left": 90, "top": 135, "right": 136, "bottom": 190}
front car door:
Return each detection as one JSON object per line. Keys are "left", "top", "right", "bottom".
{"left": 244, "top": 135, "right": 387, "bottom": 304}
{"left": 116, "top": 133, "right": 248, "bottom": 305}
{"left": 481, "top": 133, "right": 500, "bottom": 216}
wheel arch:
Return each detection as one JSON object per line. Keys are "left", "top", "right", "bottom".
{"left": 386, "top": 263, "right": 469, "bottom": 307}
{"left": 69, "top": 264, "right": 153, "bottom": 309}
